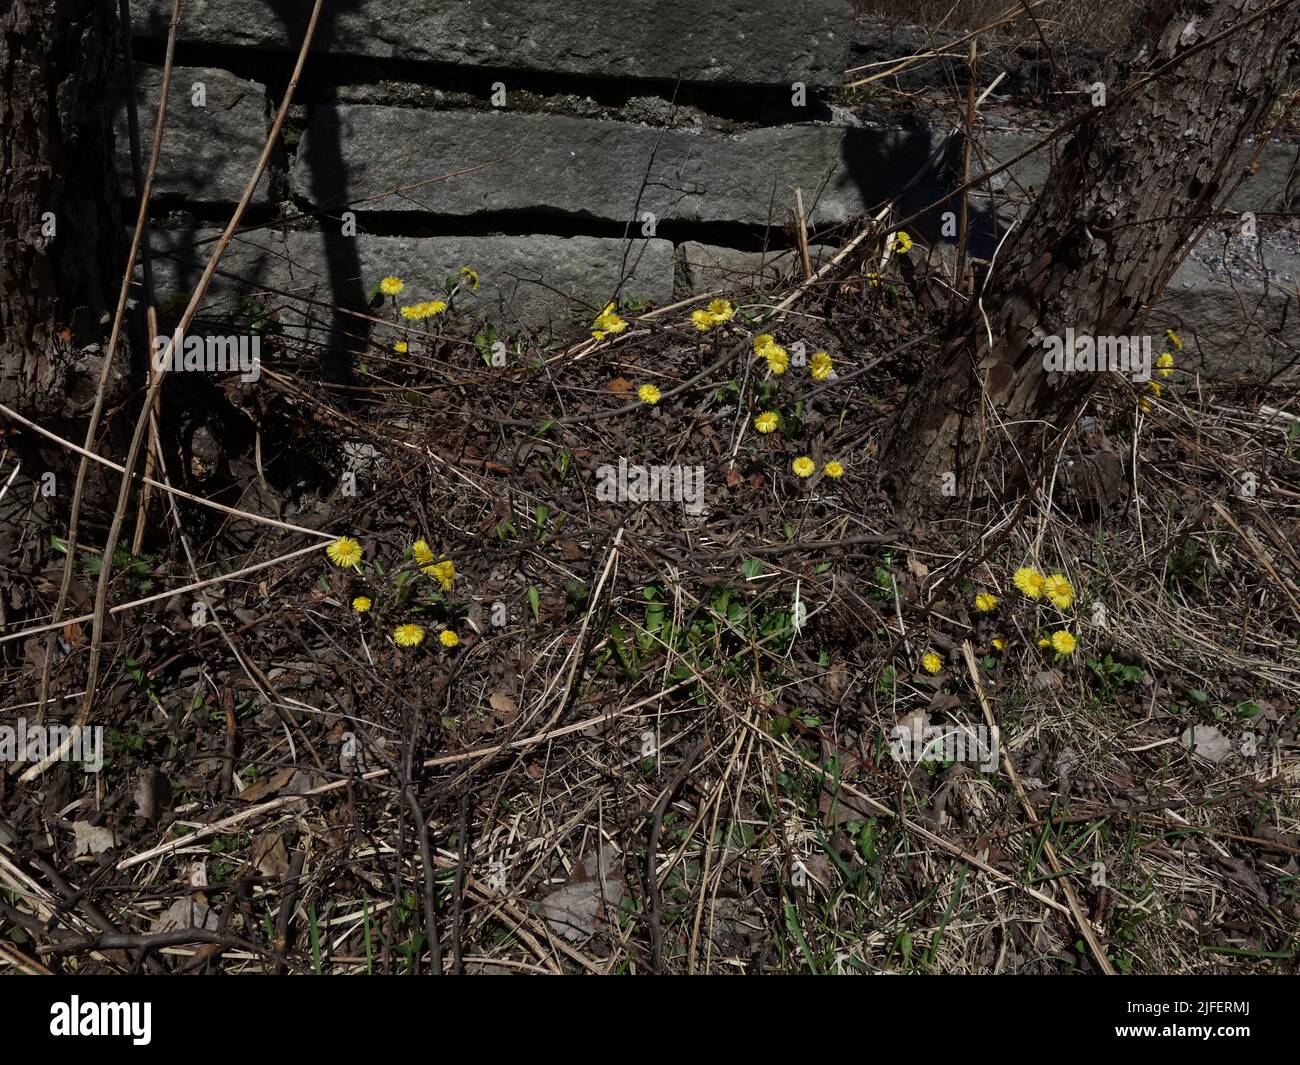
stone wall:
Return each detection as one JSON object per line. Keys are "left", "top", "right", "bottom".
{"left": 118, "top": 4, "right": 1300, "bottom": 377}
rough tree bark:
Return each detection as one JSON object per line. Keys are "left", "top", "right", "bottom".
{"left": 0, "top": 1, "right": 123, "bottom": 422}
{"left": 887, "top": 0, "right": 1300, "bottom": 512}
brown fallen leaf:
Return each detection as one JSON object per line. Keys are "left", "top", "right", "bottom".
{"left": 541, "top": 845, "right": 625, "bottom": 942}
{"left": 235, "top": 766, "right": 295, "bottom": 803}
{"left": 489, "top": 689, "right": 519, "bottom": 723}
{"left": 251, "top": 830, "right": 291, "bottom": 879}
{"left": 72, "top": 822, "right": 116, "bottom": 857}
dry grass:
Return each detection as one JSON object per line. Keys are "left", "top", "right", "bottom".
{"left": 1, "top": 12, "right": 1297, "bottom": 977}
{"left": 2, "top": 213, "right": 1296, "bottom": 973}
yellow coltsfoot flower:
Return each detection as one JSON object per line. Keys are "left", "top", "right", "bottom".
{"left": 412, "top": 540, "right": 435, "bottom": 566}
{"left": 823, "top": 460, "right": 844, "bottom": 479}
{"left": 921, "top": 651, "right": 942, "bottom": 674}
{"left": 975, "top": 592, "right": 998, "bottom": 613}
{"left": 991, "top": 637, "right": 1006, "bottom": 652}
{"left": 394, "top": 340, "right": 408, "bottom": 353}
{"left": 638, "top": 384, "right": 662, "bottom": 405}
{"left": 891, "top": 231, "right": 913, "bottom": 254}
{"left": 765, "top": 345, "right": 789, "bottom": 375}
{"left": 810, "top": 351, "right": 833, "bottom": 381}
{"left": 393, "top": 623, "right": 425, "bottom": 648}
{"left": 1044, "top": 573, "right": 1074, "bottom": 610}
{"left": 752, "top": 334, "right": 775, "bottom": 355}
{"left": 754, "top": 411, "right": 779, "bottom": 433}
{"left": 439, "top": 629, "right": 460, "bottom": 648}
{"left": 1050, "top": 630, "right": 1077, "bottom": 655}
{"left": 792, "top": 456, "right": 815, "bottom": 478}
{"left": 351, "top": 596, "right": 372, "bottom": 613}
{"left": 1013, "top": 566, "right": 1045, "bottom": 600}
{"left": 459, "top": 266, "right": 479, "bottom": 289}
{"left": 705, "top": 298, "right": 734, "bottom": 324}
{"left": 327, "top": 536, "right": 363, "bottom": 568}
{"left": 429, "top": 559, "right": 456, "bottom": 593}
{"left": 1156, "top": 352, "right": 1174, "bottom": 377}
{"left": 379, "top": 276, "right": 404, "bottom": 297}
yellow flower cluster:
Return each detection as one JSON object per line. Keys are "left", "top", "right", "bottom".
{"left": 328, "top": 533, "right": 461, "bottom": 652}
{"left": 1013, "top": 566, "right": 1073, "bottom": 609}
{"left": 791, "top": 456, "right": 844, "bottom": 479}
{"left": 1142, "top": 332, "right": 1179, "bottom": 411}
{"left": 592, "top": 303, "right": 628, "bottom": 341}
{"left": 753, "top": 334, "right": 834, "bottom": 381}
{"left": 409, "top": 540, "right": 457, "bottom": 592}
{"left": 690, "top": 298, "right": 735, "bottom": 332}
{"left": 1010, "top": 565, "right": 1079, "bottom": 655}
{"left": 891, "top": 231, "right": 913, "bottom": 254}
{"left": 972, "top": 591, "right": 1002, "bottom": 653}
{"left": 400, "top": 300, "right": 447, "bottom": 320}
{"left": 392, "top": 624, "right": 461, "bottom": 649}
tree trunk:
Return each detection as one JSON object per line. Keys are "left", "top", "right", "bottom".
{"left": 0, "top": 1, "right": 123, "bottom": 422}
{"left": 888, "top": 0, "right": 1300, "bottom": 513}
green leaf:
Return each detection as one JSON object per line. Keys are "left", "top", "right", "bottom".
{"left": 527, "top": 585, "right": 540, "bottom": 622}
